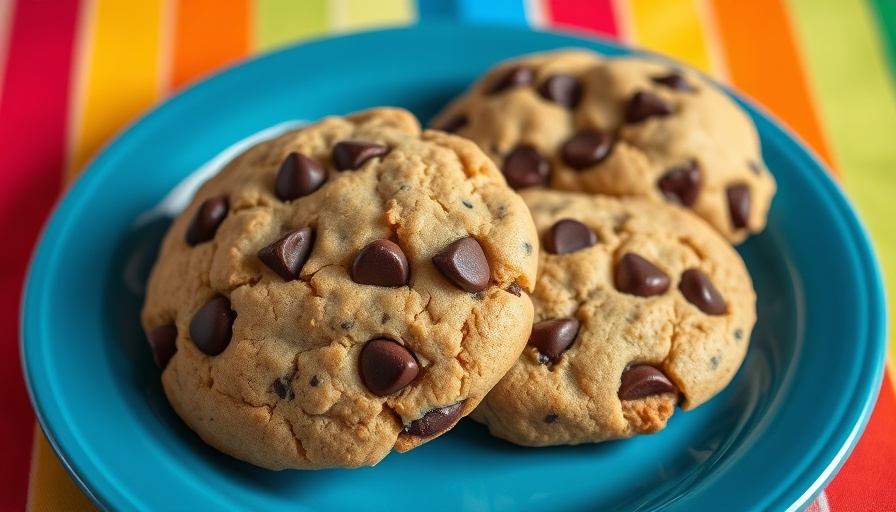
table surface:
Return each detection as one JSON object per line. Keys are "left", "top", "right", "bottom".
{"left": 2, "top": 0, "right": 895, "bottom": 510}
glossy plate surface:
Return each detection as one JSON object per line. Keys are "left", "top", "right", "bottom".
{"left": 22, "top": 24, "right": 887, "bottom": 511}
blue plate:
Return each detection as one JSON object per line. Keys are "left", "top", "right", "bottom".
{"left": 21, "top": 24, "right": 887, "bottom": 511}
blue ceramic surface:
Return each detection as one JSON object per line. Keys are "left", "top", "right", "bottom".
{"left": 21, "top": 24, "right": 887, "bottom": 511}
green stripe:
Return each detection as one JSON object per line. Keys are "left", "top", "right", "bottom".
{"left": 790, "top": 0, "right": 896, "bottom": 359}
{"left": 256, "top": 0, "right": 329, "bottom": 51}
{"left": 868, "top": 0, "right": 896, "bottom": 76}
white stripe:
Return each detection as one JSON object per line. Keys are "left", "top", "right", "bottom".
{"left": 329, "top": 0, "right": 347, "bottom": 33}
{"left": 64, "top": 0, "right": 98, "bottom": 181}
{"left": 156, "top": 0, "right": 176, "bottom": 95}
{"left": 814, "top": 490, "right": 831, "bottom": 512}
{"left": 611, "top": 0, "right": 636, "bottom": 45}
{"left": 524, "top": 0, "right": 547, "bottom": 29}
{"left": 0, "top": 0, "right": 14, "bottom": 110}
{"left": 693, "top": 0, "right": 730, "bottom": 82}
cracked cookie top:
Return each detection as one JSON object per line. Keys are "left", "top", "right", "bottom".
{"left": 430, "top": 50, "right": 777, "bottom": 243}
{"left": 470, "top": 189, "right": 756, "bottom": 446}
{"left": 141, "top": 108, "right": 538, "bottom": 469}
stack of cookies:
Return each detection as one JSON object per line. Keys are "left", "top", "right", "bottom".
{"left": 141, "top": 50, "right": 775, "bottom": 469}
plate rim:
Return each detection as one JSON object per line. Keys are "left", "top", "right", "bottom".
{"left": 20, "top": 22, "right": 888, "bottom": 512}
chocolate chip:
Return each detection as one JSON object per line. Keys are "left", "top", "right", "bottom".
{"left": 332, "top": 141, "right": 389, "bottom": 171}
{"left": 734, "top": 328, "right": 743, "bottom": 340}
{"left": 615, "top": 253, "right": 670, "bottom": 297}
{"left": 432, "top": 236, "right": 491, "bottom": 292}
{"left": 502, "top": 145, "right": 550, "bottom": 189}
{"left": 561, "top": 130, "right": 613, "bottom": 170}
{"left": 710, "top": 356, "right": 720, "bottom": 369}
{"left": 275, "top": 152, "right": 326, "bottom": 201}
{"left": 488, "top": 66, "right": 533, "bottom": 94}
{"left": 651, "top": 72, "right": 695, "bottom": 92}
{"left": 618, "top": 364, "right": 677, "bottom": 400}
{"left": 727, "top": 184, "right": 751, "bottom": 229}
{"left": 360, "top": 339, "right": 419, "bottom": 396}
{"left": 185, "top": 196, "right": 228, "bottom": 246}
{"left": 404, "top": 401, "right": 465, "bottom": 438}
{"left": 748, "top": 160, "right": 762, "bottom": 175}
{"left": 658, "top": 160, "right": 702, "bottom": 206}
{"left": 462, "top": 200, "right": 473, "bottom": 209}
{"left": 310, "top": 375, "right": 319, "bottom": 387}
{"left": 528, "top": 318, "right": 581, "bottom": 364}
{"left": 272, "top": 376, "right": 294, "bottom": 400}
{"left": 625, "top": 91, "right": 674, "bottom": 123}
{"left": 351, "top": 239, "right": 410, "bottom": 287}
{"left": 544, "top": 414, "right": 559, "bottom": 424}
{"left": 523, "top": 242, "right": 532, "bottom": 256}
{"left": 505, "top": 281, "right": 522, "bottom": 296}
{"left": 543, "top": 219, "right": 598, "bottom": 255}
{"left": 439, "top": 115, "right": 468, "bottom": 133}
{"left": 189, "top": 296, "right": 236, "bottom": 356}
{"left": 147, "top": 324, "right": 177, "bottom": 369}
{"left": 679, "top": 268, "right": 726, "bottom": 315}
{"left": 340, "top": 321, "right": 354, "bottom": 329}
{"left": 257, "top": 227, "right": 314, "bottom": 281}
{"left": 537, "top": 74, "right": 581, "bottom": 107}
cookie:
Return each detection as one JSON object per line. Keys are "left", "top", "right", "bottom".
{"left": 430, "top": 50, "right": 776, "bottom": 243}
{"left": 141, "top": 108, "right": 538, "bottom": 469}
{"left": 470, "top": 189, "right": 756, "bottom": 446}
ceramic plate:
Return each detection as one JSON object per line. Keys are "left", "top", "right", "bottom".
{"left": 22, "top": 24, "right": 887, "bottom": 511}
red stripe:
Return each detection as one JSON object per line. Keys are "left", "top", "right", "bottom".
{"left": 545, "top": 0, "right": 620, "bottom": 39}
{"left": 825, "top": 370, "right": 896, "bottom": 510}
{"left": 0, "top": 1, "right": 79, "bottom": 509}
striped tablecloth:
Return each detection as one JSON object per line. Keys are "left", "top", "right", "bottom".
{"left": 3, "top": 1, "right": 895, "bottom": 510}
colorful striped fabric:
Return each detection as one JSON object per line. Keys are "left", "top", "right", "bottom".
{"left": 2, "top": 0, "right": 894, "bottom": 510}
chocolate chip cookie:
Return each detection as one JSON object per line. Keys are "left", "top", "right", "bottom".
{"left": 470, "top": 189, "right": 756, "bottom": 446}
{"left": 141, "top": 108, "right": 538, "bottom": 469}
{"left": 430, "top": 50, "right": 776, "bottom": 243}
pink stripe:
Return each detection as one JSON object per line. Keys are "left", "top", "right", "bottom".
{"left": 0, "top": 1, "right": 79, "bottom": 509}
{"left": 545, "top": 0, "right": 620, "bottom": 38}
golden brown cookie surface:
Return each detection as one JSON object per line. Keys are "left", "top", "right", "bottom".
{"left": 471, "top": 189, "right": 756, "bottom": 446}
{"left": 431, "top": 50, "right": 776, "bottom": 243}
{"left": 142, "top": 108, "right": 538, "bottom": 469}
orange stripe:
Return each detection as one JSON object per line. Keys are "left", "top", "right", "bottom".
{"left": 709, "top": 0, "right": 837, "bottom": 171}
{"left": 170, "top": 0, "right": 251, "bottom": 90}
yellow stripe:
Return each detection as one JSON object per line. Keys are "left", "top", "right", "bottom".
{"left": 337, "top": 0, "right": 415, "bottom": 31}
{"left": 27, "top": 427, "right": 96, "bottom": 512}
{"left": 788, "top": 0, "right": 896, "bottom": 364}
{"left": 626, "top": 0, "right": 717, "bottom": 76}
{"left": 255, "top": 0, "right": 329, "bottom": 52}
{"left": 66, "top": 0, "right": 166, "bottom": 182}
